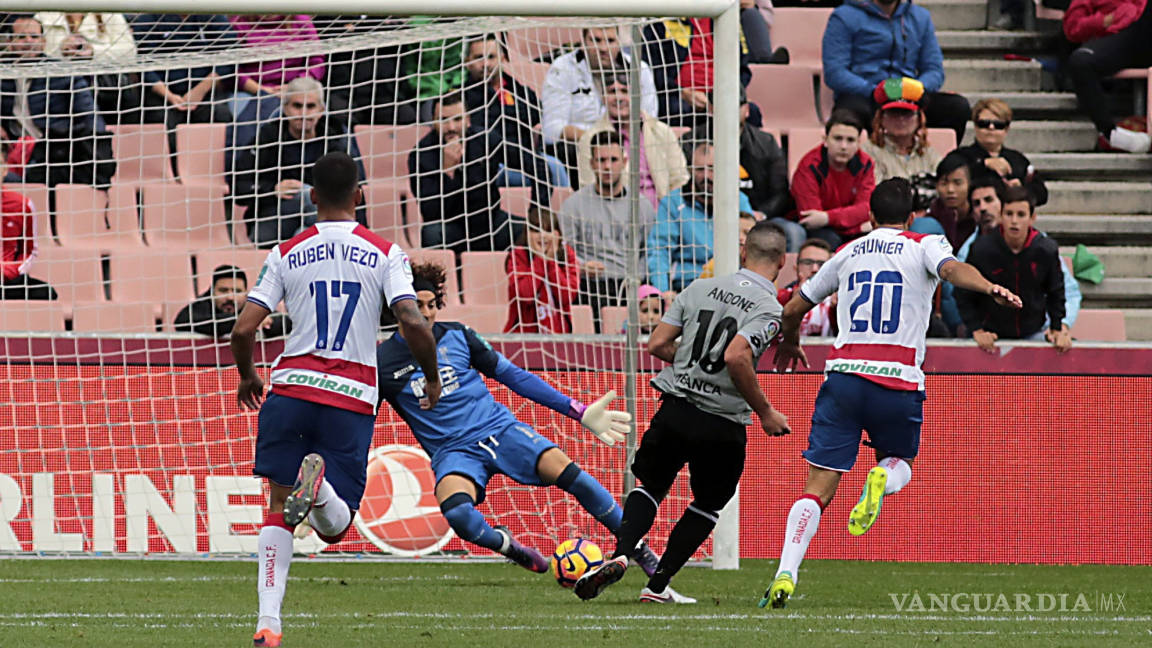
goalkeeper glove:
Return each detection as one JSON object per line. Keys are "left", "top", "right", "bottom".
{"left": 572, "top": 390, "right": 631, "bottom": 446}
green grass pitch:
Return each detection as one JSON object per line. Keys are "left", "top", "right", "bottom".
{"left": 1, "top": 558, "right": 1148, "bottom": 647}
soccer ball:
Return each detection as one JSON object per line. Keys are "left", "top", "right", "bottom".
{"left": 550, "top": 538, "right": 604, "bottom": 588}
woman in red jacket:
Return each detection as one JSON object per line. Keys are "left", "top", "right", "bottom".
{"left": 1063, "top": 0, "right": 1152, "bottom": 152}
{"left": 504, "top": 207, "right": 580, "bottom": 333}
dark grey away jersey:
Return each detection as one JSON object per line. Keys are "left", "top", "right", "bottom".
{"left": 650, "top": 269, "right": 783, "bottom": 424}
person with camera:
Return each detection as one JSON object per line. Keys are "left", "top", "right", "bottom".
{"left": 910, "top": 153, "right": 977, "bottom": 251}
{"left": 861, "top": 80, "right": 943, "bottom": 185}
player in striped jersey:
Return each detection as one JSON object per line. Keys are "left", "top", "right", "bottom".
{"left": 231, "top": 152, "right": 441, "bottom": 647}
{"left": 760, "top": 178, "right": 1022, "bottom": 609}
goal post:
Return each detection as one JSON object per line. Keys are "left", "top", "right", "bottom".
{"left": 0, "top": 3, "right": 743, "bottom": 567}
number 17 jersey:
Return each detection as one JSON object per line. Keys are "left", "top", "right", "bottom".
{"left": 247, "top": 221, "right": 416, "bottom": 415}
{"left": 800, "top": 228, "right": 956, "bottom": 392}
{"left": 651, "top": 269, "right": 783, "bottom": 425}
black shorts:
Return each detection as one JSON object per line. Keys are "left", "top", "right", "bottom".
{"left": 631, "top": 395, "right": 747, "bottom": 511}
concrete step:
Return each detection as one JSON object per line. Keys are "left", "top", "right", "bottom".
{"left": 1030, "top": 152, "right": 1152, "bottom": 178}
{"left": 1120, "top": 309, "right": 1152, "bottom": 340}
{"left": 937, "top": 30, "right": 1056, "bottom": 55}
{"left": 1037, "top": 215, "right": 1152, "bottom": 245}
{"left": 1059, "top": 246, "right": 1152, "bottom": 278}
{"left": 944, "top": 59, "right": 1044, "bottom": 92}
{"left": 1079, "top": 277, "right": 1152, "bottom": 301}
{"left": 964, "top": 91, "right": 1078, "bottom": 115}
{"left": 921, "top": 0, "right": 990, "bottom": 30}
{"left": 961, "top": 120, "right": 1098, "bottom": 153}
{"left": 1045, "top": 181, "right": 1152, "bottom": 214}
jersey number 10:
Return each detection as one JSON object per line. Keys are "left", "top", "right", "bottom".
{"left": 847, "top": 270, "right": 903, "bottom": 334}
{"left": 310, "top": 280, "right": 362, "bottom": 351}
{"left": 688, "top": 309, "right": 738, "bottom": 374}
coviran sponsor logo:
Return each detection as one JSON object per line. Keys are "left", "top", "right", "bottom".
{"left": 827, "top": 362, "right": 903, "bottom": 377}
{"left": 285, "top": 373, "right": 364, "bottom": 398}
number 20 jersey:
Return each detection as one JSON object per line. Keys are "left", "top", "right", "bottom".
{"left": 800, "top": 228, "right": 957, "bottom": 392}
{"left": 247, "top": 221, "right": 416, "bottom": 415}
{"left": 651, "top": 269, "right": 783, "bottom": 425}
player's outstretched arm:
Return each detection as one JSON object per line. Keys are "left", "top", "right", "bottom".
{"left": 231, "top": 301, "right": 271, "bottom": 410}
{"left": 392, "top": 298, "right": 441, "bottom": 409}
{"left": 939, "top": 260, "right": 1023, "bottom": 309}
{"left": 724, "top": 335, "right": 790, "bottom": 438}
{"left": 647, "top": 321, "right": 682, "bottom": 363}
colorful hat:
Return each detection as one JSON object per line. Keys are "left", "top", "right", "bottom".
{"left": 873, "top": 77, "right": 926, "bottom": 111}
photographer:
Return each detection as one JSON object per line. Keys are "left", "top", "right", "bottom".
{"left": 910, "top": 153, "right": 978, "bottom": 251}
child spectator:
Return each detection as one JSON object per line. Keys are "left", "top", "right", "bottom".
{"left": 635, "top": 284, "right": 664, "bottom": 335}
{"left": 789, "top": 109, "right": 875, "bottom": 249}
{"left": 505, "top": 207, "right": 580, "bottom": 334}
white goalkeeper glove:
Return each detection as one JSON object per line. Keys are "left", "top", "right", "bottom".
{"left": 578, "top": 390, "right": 631, "bottom": 446}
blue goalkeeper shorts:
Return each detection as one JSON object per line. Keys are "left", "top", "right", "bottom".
{"left": 253, "top": 393, "right": 375, "bottom": 510}
{"left": 803, "top": 372, "right": 924, "bottom": 472}
{"left": 432, "top": 422, "right": 557, "bottom": 505}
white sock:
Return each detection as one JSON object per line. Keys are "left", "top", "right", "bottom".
{"left": 1109, "top": 126, "right": 1151, "bottom": 153}
{"left": 776, "top": 495, "right": 822, "bottom": 583}
{"left": 257, "top": 524, "right": 293, "bottom": 632}
{"left": 307, "top": 479, "right": 351, "bottom": 537}
{"left": 877, "top": 457, "right": 912, "bottom": 495}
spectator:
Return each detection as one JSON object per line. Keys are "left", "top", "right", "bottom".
{"left": 0, "top": 146, "right": 55, "bottom": 300}
{"left": 956, "top": 185, "right": 1071, "bottom": 353}
{"left": 647, "top": 141, "right": 755, "bottom": 297}
{"left": 132, "top": 14, "right": 236, "bottom": 177}
{"left": 401, "top": 17, "right": 466, "bottom": 120}
{"left": 409, "top": 93, "right": 513, "bottom": 255}
{"left": 231, "top": 77, "right": 367, "bottom": 248}
{"left": 910, "top": 152, "right": 976, "bottom": 250}
{"left": 789, "top": 109, "right": 876, "bottom": 249}
{"left": 463, "top": 34, "right": 554, "bottom": 196}
{"left": 317, "top": 17, "right": 415, "bottom": 126}
{"left": 35, "top": 13, "right": 140, "bottom": 123}
{"left": 675, "top": 13, "right": 783, "bottom": 116}
{"left": 823, "top": 0, "right": 971, "bottom": 140}
{"left": 640, "top": 19, "right": 695, "bottom": 126}
{"left": 862, "top": 85, "right": 943, "bottom": 184}
{"left": 505, "top": 206, "right": 580, "bottom": 334}
{"left": 229, "top": 14, "right": 322, "bottom": 140}
{"left": 577, "top": 73, "right": 688, "bottom": 210}
{"left": 0, "top": 16, "right": 116, "bottom": 188}
{"left": 541, "top": 27, "right": 658, "bottom": 187}
{"left": 955, "top": 98, "right": 1048, "bottom": 206}
{"left": 635, "top": 283, "right": 664, "bottom": 334}
{"left": 173, "top": 264, "right": 288, "bottom": 338}
{"left": 559, "top": 130, "right": 657, "bottom": 326}
{"left": 1063, "top": 0, "right": 1152, "bottom": 153}
{"left": 699, "top": 210, "right": 757, "bottom": 279}
{"left": 777, "top": 238, "right": 835, "bottom": 336}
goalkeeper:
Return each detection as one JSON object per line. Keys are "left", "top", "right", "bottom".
{"left": 376, "top": 263, "right": 658, "bottom": 574}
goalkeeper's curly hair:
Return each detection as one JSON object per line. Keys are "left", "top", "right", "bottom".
{"left": 411, "top": 262, "right": 447, "bottom": 309}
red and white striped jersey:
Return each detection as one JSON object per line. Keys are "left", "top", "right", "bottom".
{"left": 247, "top": 221, "right": 415, "bottom": 414}
{"left": 799, "top": 227, "right": 956, "bottom": 391}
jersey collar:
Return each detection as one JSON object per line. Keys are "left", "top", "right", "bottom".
{"left": 737, "top": 268, "right": 776, "bottom": 293}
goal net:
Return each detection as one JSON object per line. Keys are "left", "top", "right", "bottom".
{"left": 0, "top": 12, "right": 745, "bottom": 560}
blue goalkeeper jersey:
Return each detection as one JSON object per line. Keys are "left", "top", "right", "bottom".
{"left": 376, "top": 322, "right": 572, "bottom": 458}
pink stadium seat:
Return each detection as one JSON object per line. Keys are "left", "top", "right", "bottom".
{"left": 1071, "top": 309, "right": 1127, "bottom": 342}
{"left": 141, "top": 183, "right": 231, "bottom": 249}
{"left": 72, "top": 302, "right": 157, "bottom": 334}
{"left": 54, "top": 184, "right": 147, "bottom": 251}
{"left": 551, "top": 187, "right": 573, "bottom": 209}
{"left": 438, "top": 304, "right": 507, "bottom": 334}
{"left": 746, "top": 65, "right": 822, "bottom": 131}
{"left": 926, "top": 128, "right": 957, "bottom": 155}
{"left": 599, "top": 306, "right": 628, "bottom": 335}
{"left": 460, "top": 251, "right": 509, "bottom": 306}
{"left": 504, "top": 25, "right": 584, "bottom": 62}
{"left": 109, "top": 124, "right": 173, "bottom": 185}
{"left": 407, "top": 248, "right": 460, "bottom": 306}
{"left": 786, "top": 127, "right": 825, "bottom": 179}
{"left": 231, "top": 205, "right": 255, "bottom": 248}
{"left": 500, "top": 186, "right": 533, "bottom": 218}
{"left": 570, "top": 304, "right": 594, "bottom": 335}
{"left": 364, "top": 180, "right": 420, "bottom": 249}
{"left": 107, "top": 251, "right": 195, "bottom": 317}
{"left": 355, "top": 124, "right": 426, "bottom": 181}
{"left": 777, "top": 252, "right": 799, "bottom": 290}
{"left": 818, "top": 77, "right": 835, "bottom": 123}
{"left": 503, "top": 60, "right": 551, "bottom": 94}
{"left": 30, "top": 247, "right": 106, "bottom": 313}
{"left": 771, "top": 8, "right": 833, "bottom": 72}
{"left": 195, "top": 249, "right": 269, "bottom": 295}
{"left": 175, "top": 123, "right": 227, "bottom": 188}
{"left": 0, "top": 302, "right": 65, "bottom": 332}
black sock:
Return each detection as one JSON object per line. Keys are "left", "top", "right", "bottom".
{"left": 611, "top": 487, "right": 661, "bottom": 559}
{"left": 646, "top": 503, "right": 717, "bottom": 593}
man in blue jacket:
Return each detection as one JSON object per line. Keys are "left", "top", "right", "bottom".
{"left": 822, "top": 0, "right": 971, "bottom": 140}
